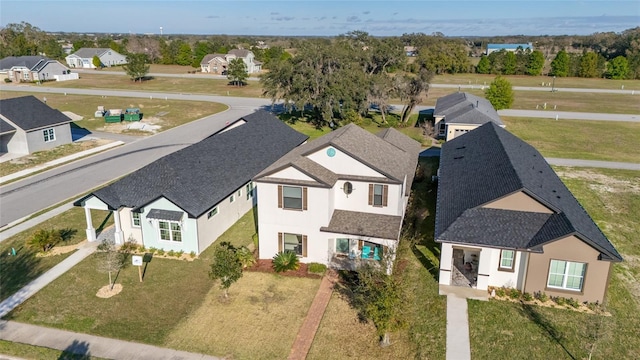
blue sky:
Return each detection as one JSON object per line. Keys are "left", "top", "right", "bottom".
{"left": 1, "top": 1, "right": 638, "bottom": 36}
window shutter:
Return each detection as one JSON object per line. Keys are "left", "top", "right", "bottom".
{"left": 277, "top": 185, "right": 283, "bottom": 208}
{"left": 278, "top": 232, "right": 283, "bottom": 253}
{"left": 382, "top": 185, "right": 388, "bottom": 207}
{"left": 368, "top": 184, "right": 374, "bottom": 205}
{"left": 358, "top": 240, "right": 363, "bottom": 250}
{"left": 302, "top": 235, "right": 308, "bottom": 257}
{"left": 303, "top": 187, "right": 308, "bottom": 210}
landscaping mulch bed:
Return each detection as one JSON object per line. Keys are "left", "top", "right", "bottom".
{"left": 247, "top": 259, "right": 322, "bottom": 279}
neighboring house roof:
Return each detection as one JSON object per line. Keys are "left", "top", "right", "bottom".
{"left": 228, "top": 49, "right": 251, "bottom": 58}
{"left": 75, "top": 110, "right": 308, "bottom": 218}
{"left": 0, "top": 56, "right": 58, "bottom": 71}
{"left": 0, "top": 96, "right": 72, "bottom": 131}
{"left": 0, "top": 119, "right": 16, "bottom": 135}
{"left": 434, "top": 92, "right": 504, "bottom": 126}
{"left": 435, "top": 122, "right": 622, "bottom": 262}
{"left": 320, "top": 210, "right": 403, "bottom": 240}
{"left": 200, "top": 53, "right": 227, "bottom": 65}
{"left": 487, "top": 43, "right": 533, "bottom": 50}
{"left": 70, "top": 48, "right": 113, "bottom": 58}
{"left": 255, "top": 124, "right": 421, "bottom": 196}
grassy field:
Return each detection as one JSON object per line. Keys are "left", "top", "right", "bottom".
{"left": 0, "top": 340, "right": 106, "bottom": 360}
{"left": 469, "top": 167, "right": 640, "bottom": 359}
{"left": 433, "top": 73, "right": 640, "bottom": 90}
{"left": 100, "top": 64, "right": 196, "bottom": 74}
{"left": 502, "top": 117, "right": 640, "bottom": 163}
{"left": 0, "top": 208, "right": 112, "bottom": 302}
{"left": 0, "top": 92, "right": 227, "bottom": 134}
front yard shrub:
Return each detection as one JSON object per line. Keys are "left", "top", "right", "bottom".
{"left": 534, "top": 291, "right": 549, "bottom": 302}
{"left": 157, "top": 248, "right": 165, "bottom": 256}
{"left": 495, "top": 287, "right": 506, "bottom": 297}
{"left": 27, "top": 229, "right": 62, "bottom": 252}
{"left": 148, "top": 247, "right": 157, "bottom": 254}
{"left": 236, "top": 246, "right": 256, "bottom": 269}
{"left": 509, "top": 288, "right": 521, "bottom": 299}
{"left": 167, "top": 250, "right": 175, "bottom": 257}
{"left": 553, "top": 296, "right": 567, "bottom": 306}
{"left": 176, "top": 250, "right": 184, "bottom": 257}
{"left": 522, "top": 292, "right": 533, "bottom": 301}
{"left": 190, "top": 251, "right": 196, "bottom": 258}
{"left": 308, "top": 262, "right": 327, "bottom": 275}
{"left": 138, "top": 245, "right": 146, "bottom": 252}
{"left": 272, "top": 251, "right": 300, "bottom": 273}
{"left": 567, "top": 297, "right": 580, "bottom": 308}
{"left": 120, "top": 238, "right": 137, "bottom": 253}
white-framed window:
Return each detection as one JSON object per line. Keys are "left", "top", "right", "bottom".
{"left": 131, "top": 212, "right": 141, "bottom": 227}
{"left": 246, "top": 183, "right": 254, "bottom": 200}
{"left": 230, "top": 194, "right": 235, "bottom": 203}
{"left": 336, "top": 238, "right": 350, "bottom": 255}
{"left": 237, "top": 189, "right": 242, "bottom": 197}
{"left": 282, "top": 186, "right": 303, "bottom": 210}
{"left": 207, "top": 207, "right": 218, "bottom": 219}
{"left": 158, "top": 220, "right": 182, "bottom": 242}
{"left": 499, "top": 250, "right": 515, "bottom": 271}
{"left": 281, "top": 233, "right": 304, "bottom": 256}
{"left": 43, "top": 128, "right": 55, "bottom": 142}
{"left": 547, "top": 260, "right": 586, "bottom": 291}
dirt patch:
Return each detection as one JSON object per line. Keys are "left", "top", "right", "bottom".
{"left": 246, "top": 259, "right": 322, "bottom": 279}
{"left": 98, "top": 118, "right": 163, "bottom": 134}
{"left": 36, "top": 240, "right": 85, "bottom": 257}
{"left": 96, "top": 284, "right": 123, "bottom": 298}
{"left": 556, "top": 169, "right": 640, "bottom": 194}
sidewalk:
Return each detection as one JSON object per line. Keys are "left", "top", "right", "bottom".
{"left": 0, "top": 321, "right": 219, "bottom": 360}
{"left": 445, "top": 294, "right": 471, "bottom": 360}
{"left": 288, "top": 269, "right": 338, "bottom": 360}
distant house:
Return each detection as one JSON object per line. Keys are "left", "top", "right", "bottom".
{"left": 65, "top": 48, "right": 127, "bottom": 68}
{"left": 74, "top": 111, "right": 307, "bottom": 254}
{"left": 435, "top": 122, "right": 622, "bottom": 303}
{"left": 254, "top": 124, "right": 420, "bottom": 273}
{"left": 200, "top": 49, "right": 262, "bottom": 74}
{"left": 486, "top": 43, "right": 533, "bottom": 55}
{"left": 404, "top": 46, "right": 417, "bottom": 57}
{"left": 0, "top": 56, "right": 74, "bottom": 83}
{"left": 434, "top": 92, "right": 505, "bottom": 141}
{"left": 0, "top": 96, "right": 73, "bottom": 155}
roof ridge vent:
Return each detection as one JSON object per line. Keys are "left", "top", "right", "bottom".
{"left": 454, "top": 156, "right": 464, "bottom": 160}
{"left": 455, "top": 146, "right": 466, "bottom": 150}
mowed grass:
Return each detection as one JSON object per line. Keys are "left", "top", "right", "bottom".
{"left": 0, "top": 91, "right": 227, "bottom": 134}
{"left": 0, "top": 208, "right": 112, "bottom": 302}
{"left": 99, "top": 64, "right": 196, "bottom": 74}
{"left": 0, "top": 340, "right": 106, "bottom": 360}
{"left": 433, "top": 73, "right": 640, "bottom": 91}
{"left": 164, "top": 272, "right": 320, "bottom": 359}
{"left": 46, "top": 72, "right": 264, "bottom": 98}
{"left": 469, "top": 167, "right": 640, "bottom": 359}
{"left": 502, "top": 117, "right": 640, "bottom": 163}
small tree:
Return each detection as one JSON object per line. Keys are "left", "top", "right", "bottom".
{"left": 209, "top": 242, "right": 243, "bottom": 298}
{"left": 353, "top": 264, "right": 404, "bottom": 347}
{"left": 92, "top": 55, "right": 102, "bottom": 69}
{"left": 551, "top": 50, "right": 570, "bottom": 77}
{"left": 227, "top": 58, "right": 248, "bottom": 86}
{"left": 476, "top": 55, "right": 490, "bottom": 74}
{"left": 123, "top": 53, "right": 150, "bottom": 82}
{"left": 27, "top": 228, "right": 62, "bottom": 252}
{"left": 97, "top": 238, "right": 124, "bottom": 290}
{"left": 485, "top": 75, "right": 514, "bottom": 110}
{"left": 606, "top": 56, "right": 629, "bottom": 79}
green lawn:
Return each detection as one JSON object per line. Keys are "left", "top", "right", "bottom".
{"left": 433, "top": 73, "right": 640, "bottom": 91}
{"left": 469, "top": 167, "right": 640, "bottom": 359}
{"left": 502, "top": 117, "right": 640, "bottom": 163}
{"left": 0, "top": 208, "right": 112, "bottom": 302}
{"left": 0, "top": 340, "right": 106, "bottom": 360}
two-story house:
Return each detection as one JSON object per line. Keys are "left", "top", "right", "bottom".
{"left": 254, "top": 124, "right": 420, "bottom": 272}
{"left": 200, "top": 49, "right": 262, "bottom": 74}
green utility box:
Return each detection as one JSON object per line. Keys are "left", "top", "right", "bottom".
{"left": 124, "top": 108, "right": 142, "bottom": 121}
{"left": 105, "top": 109, "right": 123, "bottom": 123}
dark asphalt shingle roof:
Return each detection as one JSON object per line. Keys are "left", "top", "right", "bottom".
{"left": 146, "top": 209, "right": 184, "bottom": 221}
{"left": 70, "top": 48, "right": 111, "bottom": 58}
{"left": 228, "top": 49, "right": 252, "bottom": 58}
{"left": 0, "top": 96, "right": 72, "bottom": 131}
{"left": 0, "top": 56, "right": 53, "bottom": 71}
{"left": 435, "top": 122, "right": 622, "bottom": 261}
{"left": 0, "top": 119, "right": 16, "bottom": 135}
{"left": 434, "top": 92, "right": 504, "bottom": 126}
{"left": 255, "top": 124, "right": 420, "bottom": 196}
{"left": 320, "top": 210, "right": 403, "bottom": 240}
{"left": 200, "top": 54, "right": 227, "bottom": 65}
{"left": 76, "top": 110, "right": 308, "bottom": 218}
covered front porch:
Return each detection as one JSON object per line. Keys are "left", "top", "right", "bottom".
{"left": 329, "top": 238, "right": 389, "bottom": 272}
{"left": 73, "top": 195, "right": 125, "bottom": 245}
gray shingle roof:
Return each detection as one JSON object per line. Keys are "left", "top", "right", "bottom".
{"left": 228, "top": 49, "right": 251, "bottom": 58}
{"left": 200, "top": 54, "right": 227, "bottom": 65}
{"left": 0, "top": 56, "right": 50, "bottom": 71}
{"left": 255, "top": 124, "right": 420, "bottom": 195}
{"left": 76, "top": 110, "right": 308, "bottom": 218}
{"left": 146, "top": 209, "right": 184, "bottom": 221}
{"left": 435, "top": 122, "right": 622, "bottom": 261}
{"left": 320, "top": 210, "right": 403, "bottom": 240}
{"left": 434, "top": 92, "right": 504, "bottom": 126}
{"left": 71, "top": 48, "right": 111, "bottom": 58}
{"left": 0, "top": 96, "right": 72, "bottom": 131}
{"left": 0, "top": 119, "right": 16, "bottom": 135}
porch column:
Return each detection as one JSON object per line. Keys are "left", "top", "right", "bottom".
{"left": 113, "top": 210, "right": 124, "bottom": 245}
{"left": 84, "top": 206, "right": 96, "bottom": 242}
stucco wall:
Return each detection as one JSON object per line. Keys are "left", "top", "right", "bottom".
{"left": 138, "top": 197, "right": 198, "bottom": 254}
{"left": 524, "top": 235, "right": 612, "bottom": 303}
{"left": 4, "top": 127, "right": 27, "bottom": 154}
{"left": 483, "top": 191, "right": 553, "bottom": 213}
{"left": 118, "top": 207, "right": 143, "bottom": 245}
{"left": 306, "top": 146, "right": 383, "bottom": 178}
{"left": 25, "top": 123, "right": 72, "bottom": 153}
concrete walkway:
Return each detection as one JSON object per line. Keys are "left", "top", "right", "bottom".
{"left": 445, "top": 294, "right": 471, "bottom": 360}
{"left": 288, "top": 270, "right": 338, "bottom": 360}
{"left": 0, "top": 321, "right": 219, "bottom": 360}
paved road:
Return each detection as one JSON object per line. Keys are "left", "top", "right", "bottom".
{"left": 498, "top": 109, "right": 640, "bottom": 122}
{"left": 546, "top": 158, "right": 640, "bottom": 170}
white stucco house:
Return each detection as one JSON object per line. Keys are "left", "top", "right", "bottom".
{"left": 434, "top": 92, "right": 505, "bottom": 141}
{"left": 254, "top": 124, "right": 421, "bottom": 272}
{"left": 73, "top": 111, "right": 307, "bottom": 254}
{"left": 0, "top": 56, "right": 75, "bottom": 83}
{"left": 200, "top": 49, "right": 262, "bottom": 74}
{"left": 65, "top": 48, "right": 127, "bottom": 68}
{"left": 0, "top": 96, "right": 73, "bottom": 155}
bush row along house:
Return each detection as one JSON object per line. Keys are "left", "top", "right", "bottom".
{"left": 200, "top": 49, "right": 262, "bottom": 74}
{"left": 0, "top": 56, "right": 76, "bottom": 83}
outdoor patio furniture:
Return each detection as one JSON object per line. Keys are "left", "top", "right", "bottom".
{"left": 361, "top": 246, "right": 371, "bottom": 259}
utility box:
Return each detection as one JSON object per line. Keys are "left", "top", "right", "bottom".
{"left": 123, "top": 108, "right": 142, "bottom": 122}
{"left": 105, "top": 109, "right": 123, "bottom": 123}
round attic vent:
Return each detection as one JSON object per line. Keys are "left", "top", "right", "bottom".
{"left": 326, "top": 147, "right": 336, "bottom": 157}
{"left": 343, "top": 182, "right": 353, "bottom": 195}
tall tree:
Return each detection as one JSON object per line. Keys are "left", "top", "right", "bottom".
{"left": 175, "top": 42, "right": 193, "bottom": 66}
{"left": 579, "top": 52, "right": 602, "bottom": 78}
{"left": 550, "top": 50, "right": 570, "bottom": 77}
{"left": 606, "top": 56, "right": 629, "bottom": 79}
{"left": 209, "top": 242, "right": 243, "bottom": 298}
{"left": 123, "top": 53, "right": 150, "bottom": 82}
{"left": 397, "top": 69, "right": 433, "bottom": 124}
{"left": 526, "top": 50, "right": 545, "bottom": 76}
{"left": 227, "top": 58, "right": 248, "bottom": 86}
{"left": 476, "top": 55, "right": 491, "bottom": 74}
{"left": 503, "top": 52, "right": 517, "bottom": 75}
{"left": 485, "top": 76, "right": 514, "bottom": 110}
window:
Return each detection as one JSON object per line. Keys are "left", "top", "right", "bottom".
{"left": 246, "top": 183, "right": 254, "bottom": 200}
{"left": 237, "top": 189, "right": 242, "bottom": 197}
{"left": 207, "top": 207, "right": 218, "bottom": 219}
{"left": 499, "top": 250, "right": 515, "bottom": 271}
{"left": 278, "top": 232, "right": 306, "bottom": 257}
{"left": 279, "top": 185, "right": 307, "bottom": 210}
{"left": 158, "top": 221, "right": 182, "bottom": 242}
{"left": 132, "top": 212, "right": 141, "bottom": 227}
{"left": 43, "top": 128, "right": 55, "bottom": 142}
{"left": 368, "top": 184, "right": 388, "bottom": 207}
{"left": 547, "top": 260, "right": 586, "bottom": 291}
{"left": 230, "top": 195, "right": 235, "bottom": 203}
{"left": 336, "top": 238, "right": 350, "bottom": 254}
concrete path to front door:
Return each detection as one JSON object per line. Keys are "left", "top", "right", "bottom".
{"left": 441, "top": 285, "right": 488, "bottom": 360}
